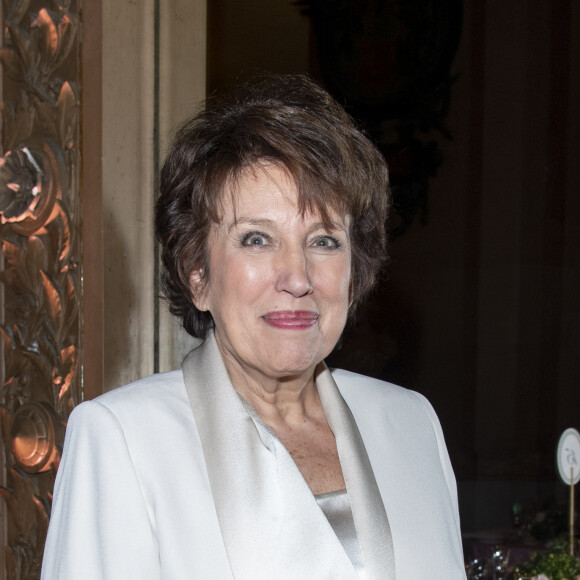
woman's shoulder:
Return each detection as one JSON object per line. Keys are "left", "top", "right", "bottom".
{"left": 70, "top": 369, "right": 188, "bottom": 424}
{"left": 330, "top": 367, "right": 426, "bottom": 402}
{"left": 329, "top": 367, "right": 438, "bottom": 423}
{"left": 64, "top": 368, "right": 202, "bottom": 466}
{"left": 98, "top": 369, "right": 185, "bottom": 401}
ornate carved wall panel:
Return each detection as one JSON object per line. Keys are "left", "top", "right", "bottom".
{"left": 0, "top": 1, "right": 82, "bottom": 577}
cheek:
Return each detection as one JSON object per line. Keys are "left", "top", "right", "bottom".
{"left": 208, "top": 259, "right": 270, "bottom": 311}
{"left": 242, "top": 261, "right": 273, "bottom": 286}
{"left": 233, "top": 259, "right": 275, "bottom": 292}
{"left": 315, "top": 258, "right": 352, "bottom": 301}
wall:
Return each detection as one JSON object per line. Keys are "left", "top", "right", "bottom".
{"left": 208, "top": 0, "right": 310, "bottom": 93}
{"left": 102, "top": 0, "right": 206, "bottom": 389}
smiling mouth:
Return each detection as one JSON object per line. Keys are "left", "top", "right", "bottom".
{"left": 262, "top": 310, "right": 319, "bottom": 329}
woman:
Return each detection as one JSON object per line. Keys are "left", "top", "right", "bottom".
{"left": 42, "top": 75, "right": 465, "bottom": 579}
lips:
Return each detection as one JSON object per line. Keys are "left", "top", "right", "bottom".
{"left": 262, "top": 310, "right": 319, "bottom": 329}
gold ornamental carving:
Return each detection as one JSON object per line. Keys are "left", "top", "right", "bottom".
{"left": 0, "top": 1, "right": 81, "bottom": 577}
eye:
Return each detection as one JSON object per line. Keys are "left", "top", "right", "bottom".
{"left": 311, "top": 235, "right": 341, "bottom": 249}
{"left": 240, "top": 231, "right": 271, "bottom": 247}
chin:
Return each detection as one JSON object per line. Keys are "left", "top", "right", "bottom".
{"left": 267, "top": 353, "right": 325, "bottom": 378}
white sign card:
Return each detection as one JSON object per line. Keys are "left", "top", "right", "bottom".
{"left": 557, "top": 428, "right": 580, "bottom": 486}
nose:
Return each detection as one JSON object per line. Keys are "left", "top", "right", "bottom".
{"left": 275, "top": 246, "right": 313, "bottom": 297}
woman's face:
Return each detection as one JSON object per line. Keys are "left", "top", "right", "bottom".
{"left": 190, "top": 164, "right": 352, "bottom": 382}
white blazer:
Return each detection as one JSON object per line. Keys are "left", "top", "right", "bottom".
{"left": 42, "top": 333, "right": 465, "bottom": 579}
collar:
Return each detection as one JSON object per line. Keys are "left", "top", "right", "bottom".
{"left": 182, "top": 330, "right": 395, "bottom": 579}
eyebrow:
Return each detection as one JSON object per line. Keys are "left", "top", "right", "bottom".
{"left": 227, "top": 218, "right": 275, "bottom": 234}
{"left": 228, "top": 218, "right": 348, "bottom": 235}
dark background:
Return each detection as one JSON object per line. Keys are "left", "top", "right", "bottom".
{"left": 208, "top": 0, "right": 580, "bottom": 533}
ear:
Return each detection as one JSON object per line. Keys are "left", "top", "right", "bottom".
{"left": 348, "top": 279, "right": 354, "bottom": 309}
{"left": 189, "top": 267, "right": 210, "bottom": 312}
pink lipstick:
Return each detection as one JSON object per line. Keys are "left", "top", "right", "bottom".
{"left": 262, "top": 310, "right": 319, "bottom": 329}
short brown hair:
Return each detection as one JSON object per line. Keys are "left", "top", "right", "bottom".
{"left": 155, "top": 74, "right": 389, "bottom": 338}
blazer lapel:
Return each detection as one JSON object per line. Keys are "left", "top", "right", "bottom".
{"left": 182, "top": 332, "right": 358, "bottom": 580}
{"left": 316, "top": 364, "right": 396, "bottom": 580}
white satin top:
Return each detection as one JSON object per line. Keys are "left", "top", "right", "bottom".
{"left": 315, "top": 489, "right": 365, "bottom": 577}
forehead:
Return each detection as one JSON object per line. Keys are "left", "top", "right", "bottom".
{"left": 226, "top": 164, "right": 296, "bottom": 213}
{"left": 217, "top": 163, "right": 347, "bottom": 228}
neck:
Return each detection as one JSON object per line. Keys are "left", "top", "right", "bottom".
{"left": 216, "top": 337, "right": 321, "bottom": 427}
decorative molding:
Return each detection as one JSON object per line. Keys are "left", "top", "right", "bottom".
{"left": 0, "top": 1, "right": 81, "bottom": 577}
